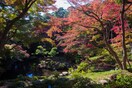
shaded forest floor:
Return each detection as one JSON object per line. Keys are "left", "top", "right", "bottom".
{"left": 0, "top": 69, "right": 132, "bottom": 88}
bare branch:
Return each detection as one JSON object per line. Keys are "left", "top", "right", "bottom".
{"left": 125, "top": 3, "right": 132, "bottom": 11}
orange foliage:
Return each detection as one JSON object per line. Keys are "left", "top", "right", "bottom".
{"left": 48, "top": 0, "right": 132, "bottom": 53}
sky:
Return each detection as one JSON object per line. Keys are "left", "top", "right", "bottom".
{"left": 54, "top": 0, "right": 71, "bottom": 9}
{"left": 54, "top": 0, "right": 93, "bottom": 9}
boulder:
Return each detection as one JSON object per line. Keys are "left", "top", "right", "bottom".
{"left": 59, "top": 71, "right": 69, "bottom": 76}
{"left": 99, "top": 79, "right": 108, "bottom": 85}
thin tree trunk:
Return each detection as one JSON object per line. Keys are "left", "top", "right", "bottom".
{"left": 99, "top": 20, "right": 123, "bottom": 69}
{"left": 104, "top": 39, "right": 123, "bottom": 69}
{"left": 121, "top": 0, "right": 127, "bottom": 70}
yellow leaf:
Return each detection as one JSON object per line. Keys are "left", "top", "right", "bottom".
{"left": 5, "top": 0, "right": 16, "bottom": 5}
{"left": 41, "top": 38, "right": 56, "bottom": 46}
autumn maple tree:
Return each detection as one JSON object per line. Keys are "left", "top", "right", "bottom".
{"left": 119, "top": 0, "right": 132, "bottom": 69}
{"left": 48, "top": 0, "right": 132, "bottom": 70}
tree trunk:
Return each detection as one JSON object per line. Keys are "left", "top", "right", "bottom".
{"left": 99, "top": 19, "right": 123, "bottom": 69}
{"left": 121, "top": 0, "right": 127, "bottom": 70}
{"left": 104, "top": 39, "right": 123, "bottom": 69}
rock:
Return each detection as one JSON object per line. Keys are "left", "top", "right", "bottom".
{"left": 39, "top": 79, "right": 44, "bottom": 82}
{"left": 62, "top": 71, "right": 69, "bottom": 75}
{"left": 99, "top": 79, "right": 108, "bottom": 85}
{"left": 59, "top": 71, "right": 69, "bottom": 76}
{"left": 59, "top": 74, "right": 63, "bottom": 76}
{"left": 110, "top": 74, "right": 117, "bottom": 81}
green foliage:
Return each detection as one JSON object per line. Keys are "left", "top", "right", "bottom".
{"left": 45, "top": 76, "right": 101, "bottom": 88}
{"left": 51, "top": 78, "right": 71, "bottom": 88}
{"left": 69, "top": 69, "right": 122, "bottom": 82}
{"left": 114, "top": 0, "right": 122, "bottom": 4}
{"left": 116, "top": 74, "right": 132, "bottom": 86}
{"left": 76, "top": 62, "right": 89, "bottom": 72}
{"left": 68, "top": 67, "right": 74, "bottom": 73}
{"left": 12, "top": 81, "right": 28, "bottom": 88}
{"left": 11, "top": 75, "right": 97, "bottom": 88}
{"left": 105, "top": 74, "right": 132, "bottom": 88}
{"left": 54, "top": 7, "right": 69, "bottom": 18}
{"left": 74, "top": 55, "right": 82, "bottom": 64}
{"left": 52, "top": 71, "right": 60, "bottom": 78}
{"left": 0, "top": 0, "right": 55, "bottom": 55}
{"left": 2, "top": 44, "right": 30, "bottom": 60}
{"left": 68, "top": 62, "right": 89, "bottom": 78}
{"left": 70, "top": 72, "right": 83, "bottom": 79}
{"left": 72, "top": 77, "right": 98, "bottom": 88}
{"left": 48, "top": 47, "right": 58, "bottom": 57}
{"left": 2, "top": 71, "right": 132, "bottom": 88}
{"left": 58, "top": 63, "right": 66, "bottom": 68}
{"left": 35, "top": 46, "right": 58, "bottom": 57}
{"left": 35, "top": 45, "right": 49, "bottom": 56}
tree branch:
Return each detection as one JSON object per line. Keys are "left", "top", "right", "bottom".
{"left": 0, "top": 0, "right": 37, "bottom": 48}
{"left": 125, "top": 3, "right": 132, "bottom": 11}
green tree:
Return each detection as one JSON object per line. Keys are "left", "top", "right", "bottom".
{"left": 0, "top": 0, "right": 55, "bottom": 53}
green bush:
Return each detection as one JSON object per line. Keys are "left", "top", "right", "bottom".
{"left": 0, "top": 75, "right": 103, "bottom": 88}
{"left": 48, "top": 76, "right": 100, "bottom": 88}
{"left": 35, "top": 46, "right": 49, "bottom": 56}
{"left": 68, "top": 62, "right": 90, "bottom": 78}
{"left": 32, "top": 75, "right": 101, "bottom": 88}
{"left": 52, "top": 78, "right": 71, "bottom": 88}
{"left": 48, "top": 47, "right": 58, "bottom": 57}
{"left": 35, "top": 46, "right": 58, "bottom": 57}
{"left": 70, "top": 72, "right": 83, "bottom": 78}
{"left": 76, "top": 62, "right": 89, "bottom": 72}
{"left": 104, "top": 74, "right": 132, "bottom": 88}
{"left": 72, "top": 77, "right": 93, "bottom": 88}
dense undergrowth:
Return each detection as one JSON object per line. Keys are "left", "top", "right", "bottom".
{"left": 0, "top": 69, "right": 132, "bottom": 88}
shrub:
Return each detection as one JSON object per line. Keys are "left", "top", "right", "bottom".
{"left": 72, "top": 77, "right": 102, "bottom": 88}
{"left": 0, "top": 75, "right": 103, "bottom": 88}
{"left": 48, "top": 47, "right": 58, "bottom": 57}
{"left": 52, "top": 78, "right": 71, "bottom": 88}
{"left": 76, "top": 62, "right": 89, "bottom": 72}
{"left": 72, "top": 77, "right": 92, "bottom": 88}
{"left": 35, "top": 46, "right": 49, "bottom": 56}
{"left": 104, "top": 74, "right": 132, "bottom": 88}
